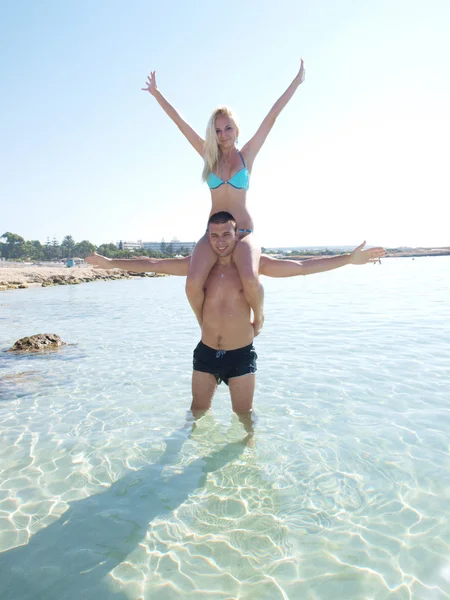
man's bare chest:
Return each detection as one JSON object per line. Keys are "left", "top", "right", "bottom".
{"left": 204, "top": 265, "right": 244, "bottom": 301}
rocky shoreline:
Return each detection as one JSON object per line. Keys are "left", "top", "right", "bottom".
{"left": 0, "top": 267, "right": 167, "bottom": 292}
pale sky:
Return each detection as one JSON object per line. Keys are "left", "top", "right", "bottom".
{"left": 1, "top": 0, "right": 449, "bottom": 248}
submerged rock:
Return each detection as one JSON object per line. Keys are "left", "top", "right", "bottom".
{"left": 9, "top": 334, "right": 67, "bottom": 352}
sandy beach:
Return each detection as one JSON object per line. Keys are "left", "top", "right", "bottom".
{"left": 0, "top": 264, "right": 165, "bottom": 291}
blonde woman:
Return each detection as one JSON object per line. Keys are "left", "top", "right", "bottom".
{"left": 142, "top": 60, "right": 305, "bottom": 334}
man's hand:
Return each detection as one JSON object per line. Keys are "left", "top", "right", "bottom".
{"left": 252, "top": 314, "right": 264, "bottom": 337}
{"left": 349, "top": 242, "right": 386, "bottom": 265}
{"left": 85, "top": 252, "right": 114, "bottom": 270}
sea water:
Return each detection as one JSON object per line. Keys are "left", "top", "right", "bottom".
{"left": 0, "top": 257, "right": 449, "bottom": 599}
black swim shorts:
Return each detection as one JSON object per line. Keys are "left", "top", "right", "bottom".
{"left": 193, "top": 341, "right": 257, "bottom": 386}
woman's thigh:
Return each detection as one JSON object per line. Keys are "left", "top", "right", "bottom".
{"left": 232, "top": 233, "right": 261, "bottom": 278}
{"left": 187, "top": 233, "right": 217, "bottom": 281}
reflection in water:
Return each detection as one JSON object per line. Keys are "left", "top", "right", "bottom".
{"left": 0, "top": 414, "right": 253, "bottom": 600}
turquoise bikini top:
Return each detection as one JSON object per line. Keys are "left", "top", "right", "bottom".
{"left": 206, "top": 151, "right": 249, "bottom": 190}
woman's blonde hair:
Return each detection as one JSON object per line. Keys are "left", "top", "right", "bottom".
{"left": 202, "top": 106, "right": 240, "bottom": 181}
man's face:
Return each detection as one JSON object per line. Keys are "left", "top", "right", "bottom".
{"left": 208, "top": 221, "right": 237, "bottom": 257}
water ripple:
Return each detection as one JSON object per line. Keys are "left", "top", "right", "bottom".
{"left": 0, "top": 259, "right": 449, "bottom": 598}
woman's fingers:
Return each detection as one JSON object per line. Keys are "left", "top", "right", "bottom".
{"left": 142, "top": 71, "right": 156, "bottom": 92}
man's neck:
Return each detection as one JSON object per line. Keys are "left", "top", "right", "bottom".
{"left": 217, "top": 255, "right": 233, "bottom": 266}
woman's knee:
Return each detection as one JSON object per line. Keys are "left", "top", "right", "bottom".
{"left": 236, "top": 267, "right": 261, "bottom": 293}
{"left": 186, "top": 239, "right": 216, "bottom": 287}
{"left": 244, "top": 272, "right": 262, "bottom": 292}
{"left": 185, "top": 273, "right": 205, "bottom": 296}
{"left": 234, "top": 239, "right": 260, "bottom": 274}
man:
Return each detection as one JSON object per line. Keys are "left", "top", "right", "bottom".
{"left": 86, "top": 212, "right": 385, "bottom": 417}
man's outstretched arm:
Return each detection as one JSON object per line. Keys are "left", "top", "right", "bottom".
{"left": 259, "top": 242, "right": 385, "bottom": 277}
{"left": 85, "top": 253, "right": 191, "bottom": 276}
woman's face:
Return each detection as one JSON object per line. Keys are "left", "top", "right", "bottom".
{"left": 215, "top": 116, "right": 238, "bottom": 150}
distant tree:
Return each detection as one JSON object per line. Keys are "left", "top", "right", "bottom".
{"left": 73, "top": 240, "right": 96, "bottom": 258}
{"left": 121, "top": 249, "right": 133, "bottom": 258}
{"left": 115, "top": 249, "right": 132, "bottom": 258}
{"left": 50, "top": 237, "right": 61, "bottom": 260}
{"left": 43, "top": 238, "right": 52, "bottom": 260}
{"left": 61, "top": 235, "right": 76, "bottom": 258}
{"left": 97, "top": 243, "right": 119, "bottom": 258}
{"left": 35, "top": 241, "right": 45, "bottom": 261}
{"left": 0, "top": 234, "right": 8, "bottom": 258}
{"left": 166, "top": 243, "right": 174, "bottom": 256}
{"left": 0, "top": 232, "right": 26, "bottom": 259}
{"left": 24, "top": 240, "right": 44, "bottom": 261}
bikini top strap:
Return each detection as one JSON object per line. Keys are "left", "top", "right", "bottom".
{"left": 238, "top": 151, "right": 246, "bottom": 167}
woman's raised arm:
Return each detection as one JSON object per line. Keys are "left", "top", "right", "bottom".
{"left": 241, "top": 60, "right": 305, "bottom": 166}
{"left": 142, "top": 71, "right": 205, "bottom": 156}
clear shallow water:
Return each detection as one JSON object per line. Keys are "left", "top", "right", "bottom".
{"left": 0, "top": 257, "right": 449, "bottom": 600}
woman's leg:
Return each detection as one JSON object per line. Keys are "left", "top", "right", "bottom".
{"left": 232, "top": 234, "right": 264, "bottom": 336}
{"left": 186, "top": 233, "right": 218, "bottom": 326}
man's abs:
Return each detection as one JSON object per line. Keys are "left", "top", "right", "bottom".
{"left": 201, "top": 310, "right": 254, "bottom": 350}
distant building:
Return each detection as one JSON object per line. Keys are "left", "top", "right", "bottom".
{"left": 117, "top": 239, "right": 196, "bottom": 252}
{"left": 118, "top": 240, "right": 144, "bottom": 250}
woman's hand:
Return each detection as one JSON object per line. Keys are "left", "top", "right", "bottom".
{"left": 142, "top": 71, "right": 158, "bottom": 96}
{"left": 296, "top": 59, "right": 305, "bottom": 84}
{"left": 141, "top": 72, "right": 205, "bottom": 154}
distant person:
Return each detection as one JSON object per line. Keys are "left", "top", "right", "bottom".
{"left": 141, "top": 60, "right": 306, "bottom": 336}
{"left": 87, "top": 212, "right": 385, "bottom": 417}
